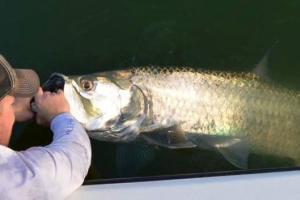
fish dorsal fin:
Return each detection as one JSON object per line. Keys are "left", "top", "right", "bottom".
{"left": 140, "top": 126, "right": 197, "bottom": 149}
{"left": 253, "top": 41, "right": 278, "bottom": 81}
{"left": 186, "top": 133, "right": 249, "bottom": 169}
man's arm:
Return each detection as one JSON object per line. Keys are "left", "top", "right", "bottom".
{"left": 0, "top": 113, "right": 91, "bottom": 199}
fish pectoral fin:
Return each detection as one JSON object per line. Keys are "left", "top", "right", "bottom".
{"left": 186, "top": 133, "right": 249, "bottom": 169}
{"left": 140, "top": 126, "right": 197, "bottom": 149}
{"left": 217, "top": 139, "right": 249, "bottom": 169}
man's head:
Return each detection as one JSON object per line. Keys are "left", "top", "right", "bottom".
{"left": 0, "top": 55, "right": 40, "bottom": 146}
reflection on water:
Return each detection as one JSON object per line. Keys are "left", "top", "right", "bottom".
{"left": 4, "top": 0, "right": 300, "bottom": 180}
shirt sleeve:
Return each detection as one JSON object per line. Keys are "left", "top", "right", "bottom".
{"left": 0, "top": 113, "right": 92, "bottom": 200}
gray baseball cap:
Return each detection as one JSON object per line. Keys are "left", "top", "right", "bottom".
{"left": 0, "top": 55, "right": 40, "bottom": 100}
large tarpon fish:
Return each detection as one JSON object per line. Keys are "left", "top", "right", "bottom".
{"left": 42, "top": 64, "right": 300, "bottom": 169}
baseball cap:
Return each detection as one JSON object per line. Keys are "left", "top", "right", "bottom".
{"left": 0, "top": 55, "right": 40, "bottom": 101}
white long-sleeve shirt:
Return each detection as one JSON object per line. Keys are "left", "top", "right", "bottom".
{"left": 0, "top": 113, "right": 92, "bottom": 200}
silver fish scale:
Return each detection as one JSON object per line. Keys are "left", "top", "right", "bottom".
{"left": 130, "top": 67, "right": 300, "bottom": 158}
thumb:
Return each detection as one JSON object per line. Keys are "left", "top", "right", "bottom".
{"left": 34, "top": 87, "right": 43, "bottom": 99}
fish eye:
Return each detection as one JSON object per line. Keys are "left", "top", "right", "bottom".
{"left": 80, "top": 79, "right": 94, "bottom": 91}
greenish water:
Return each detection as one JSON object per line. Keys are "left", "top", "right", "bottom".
{"left": 2, "top": 0, "right": 300, "bottom": 180}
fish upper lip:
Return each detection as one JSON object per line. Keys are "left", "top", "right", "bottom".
{"left": 43, "top": 73, "right": 67, "bottom": 92}
{"left": 49, "top": 72, "right": 68, "bottom": 80}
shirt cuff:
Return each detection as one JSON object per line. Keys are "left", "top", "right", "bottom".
{"left": 50, "top": 113, "right": 76, "bottom": 136}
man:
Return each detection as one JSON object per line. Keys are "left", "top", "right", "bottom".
{"left": 0, "top": 55, "right": 91, "bottom": 199}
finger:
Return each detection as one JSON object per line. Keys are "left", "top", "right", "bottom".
{"left": 34, "top": 87, "right": 43, "bottom": 104}
{"left": 57, "top": 90, "right": 64, "bottom": 95}
{"left": 51, "top": 91, "right": 60, "bottom": 95}
{"left": 44, "top": 91, "right": 51, "bottom": 97}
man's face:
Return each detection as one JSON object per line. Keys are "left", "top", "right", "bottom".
{"left": 0, "top": 95, "right": 15, "bottom": 146}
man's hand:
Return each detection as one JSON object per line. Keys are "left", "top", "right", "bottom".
{"left": 13, "top": 97, "right": 34, "bottom": 122}
{"left": 34, "top": 87, "right": 70, "bottom": 126}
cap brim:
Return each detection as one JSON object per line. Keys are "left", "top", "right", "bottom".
{"left": 12, "top": 69, "right": 40, "bottom": 98}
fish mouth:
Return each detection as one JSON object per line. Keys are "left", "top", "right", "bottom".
{"left": 31, "top": 73, "right": 67, "bottom": 112}
{"left": 43, "top": 73, "right": 66, "bottom": 92}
